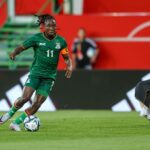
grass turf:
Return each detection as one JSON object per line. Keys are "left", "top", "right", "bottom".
{"left": 0, "top": 110, "right": 150, "bottom": 150}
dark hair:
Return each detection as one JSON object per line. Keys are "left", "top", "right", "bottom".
{"left": 35, "top": 14, "right": 55, "bottom": 26}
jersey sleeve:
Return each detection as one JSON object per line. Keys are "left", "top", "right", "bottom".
{"left": 22, "top": 35, "right": 36, "bottom": 49}
{"left": 60, "top": 38, "right": 69, "bottom": 55}
{"left": 86, "top": 38, "right": 97, "bottom": 49}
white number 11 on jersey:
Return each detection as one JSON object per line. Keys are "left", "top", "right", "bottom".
{"left": 47, "top": 50, "right": 54, "bottom": 58}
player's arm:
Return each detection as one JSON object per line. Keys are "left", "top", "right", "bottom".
{"left": 9, "top": 35, "right": 36, "bottom": 60}
{"left": 61, "top": 48, "right": 73, "bottom": 79}
{"left": 72, "top": 53, "right": 77, "bottom": 70}
{"left": 71, "top": 43, "right": 79, "bottom": 70}
{"left": 9, "top": 46, "right": 27, "bottom": 60}
{"left": 90, "top": 47, "right": 99, "bottom": 64}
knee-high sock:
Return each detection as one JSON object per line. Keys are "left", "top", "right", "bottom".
{"left": 8, "top": 105, "right": 18, "bottom": 117}
{"left": 13, "top": 112, "right": 27, "bottom": 125}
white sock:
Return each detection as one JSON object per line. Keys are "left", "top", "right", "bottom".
{"left": 1, "top": 113, "right": 11, "bottom": 121}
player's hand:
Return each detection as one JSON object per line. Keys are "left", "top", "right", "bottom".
{"left": 65, "top": 66, "right": 72, "bottom": 79}
{"left": 9, "top": 52, "right": 16, "bottom": 60}
{"left": 90, "top": 56, "right": 96, "bottom": 64}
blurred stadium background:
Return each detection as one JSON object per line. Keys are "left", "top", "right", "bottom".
{"left": 1, "top": 0, "right": 150, "bottom": 112}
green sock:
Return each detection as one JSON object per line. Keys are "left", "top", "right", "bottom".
{"left": 8, "top": 106, "right": 18, "bottom": 117}
{"left": 13, "top": 112, "right": 27, "bottom": 125}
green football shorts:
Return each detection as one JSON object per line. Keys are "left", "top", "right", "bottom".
{"left": 25, "top": 75, "right": 55, "bottom": 97}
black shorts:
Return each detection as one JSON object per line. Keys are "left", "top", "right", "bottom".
{"left": 135, "top": 80, "right": 150, "bottom": 107}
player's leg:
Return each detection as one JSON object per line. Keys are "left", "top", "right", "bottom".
{"left": 9, "top": 76, "right": 41, "bottom": 131}
{"left": 26, "top": 94, "right": 46, "bottom": 115}
{"left": 25, "top": 78, "right": 55, "bottom": 115}
{"left": 139, "top": 101, "right": 150, "bottom": 117}
{"left": 135, "top": 80, "right": 150, "bottom": 117}
{"left": 10, "top": 78, "right": 54, "bottom": 131}
{"left": 0, "top": 86, "right": 35, "bottom": 125}
{"left": 13, "top": 86, "right": 35, "bottom": 109}
{"left": 10, "top": 94, "right": 46, "bottom": 131}
{"left": 144, "top": 91, "right": 150, "bottom": 119}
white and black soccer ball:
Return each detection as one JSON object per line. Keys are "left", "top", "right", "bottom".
{"left": 24, "top": 115, "right": 40, "bottom": 132}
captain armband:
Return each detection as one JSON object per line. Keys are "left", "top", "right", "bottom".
{"left": 61, "top": 48, "right": 69, "bottom": 55}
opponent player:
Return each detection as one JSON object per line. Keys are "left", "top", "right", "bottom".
{"left": 135, "top": 80, "right": 150, "bottom": 119}
{"left": 0, "top": 14, "right": 72, "bottom": 131}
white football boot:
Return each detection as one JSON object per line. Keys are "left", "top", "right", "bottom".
{"left": 9, "top": 123, "right": 21, "bottom": 131}
{"left": 140, "top": 108, "right": 148, "bottom": 117}
{"left": 0, "top": 113, "right": 11, "bottom": 125}
{"left": 147, "top": 111, "right": 150, "bottom": 120}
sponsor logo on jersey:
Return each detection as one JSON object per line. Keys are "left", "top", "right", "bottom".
{"left": 55, "top": 42, "right": 61, "bottom": 49}
{"left": 39, "top": 43, "right": 46, "bottom": 46}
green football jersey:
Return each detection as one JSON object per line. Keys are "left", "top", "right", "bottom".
{"left": 23, "top": 33, "right": 67, "bottom": 80}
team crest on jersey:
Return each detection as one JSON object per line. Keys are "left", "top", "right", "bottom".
{"left": 55, "top": 42, "right": 61, "bottom": 49}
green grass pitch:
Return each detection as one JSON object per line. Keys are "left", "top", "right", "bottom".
{"left": 0, "top": 110, "right": 150, "bottom": 150}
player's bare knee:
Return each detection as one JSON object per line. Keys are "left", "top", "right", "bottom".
{"left": 14, "top": 97, "right": 26, "bottom": 108}
{"left": 22, "top": 95, "right": 31, "bottom": 102}
{"left": 15, "top": 96, "right": 30, "bottom": 107}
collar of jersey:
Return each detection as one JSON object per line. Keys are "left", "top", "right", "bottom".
{"left": 42, "top": 33, "right": 57, "bottom": 42}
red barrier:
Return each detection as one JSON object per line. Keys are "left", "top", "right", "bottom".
{"left": 55, "top": 15, "right": 150, "bottom": 70}
{"left": 84, "top": 0, "right": 150, "bottom": 13}
{"left": 0, "top": 0, "right": 7, "bottom": 27}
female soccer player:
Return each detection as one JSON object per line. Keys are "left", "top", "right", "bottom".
{"left": 135, "top": 80, "right": 150, "bottom": 119}
{"left": 0, "top": 14, "right": 72, "bottom": 131}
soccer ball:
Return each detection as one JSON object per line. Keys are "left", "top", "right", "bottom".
{"left": 24, "top": 115, "right": 40, "bottom": 132}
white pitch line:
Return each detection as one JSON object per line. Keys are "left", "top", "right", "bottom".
{"left": 93, "top": 37, "right": 150, "bottom": 42}
{"left": 128, "top": 21, "right": 150, "bottom": 38}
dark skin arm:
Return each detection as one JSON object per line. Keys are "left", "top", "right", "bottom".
{"left": 62, "top": 53, "right": 73, "bottom": 79}
{"left": 72, "top": 53, "right": 77, "bottom": 70}
{"left": 9, "top": 46, "right": 27, "bottom": 60}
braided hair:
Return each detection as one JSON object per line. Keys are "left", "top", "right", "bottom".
{"left": 36, "top": 14, "right": 55, "bottom": 26}
{"left": 35, "top": 14, "right": 56, "bottom": 32}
